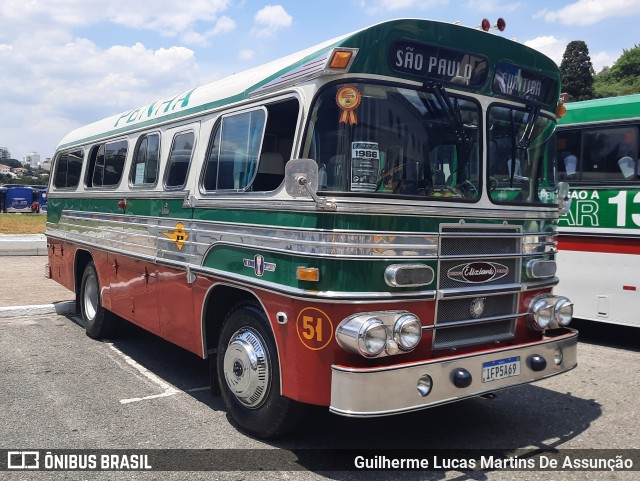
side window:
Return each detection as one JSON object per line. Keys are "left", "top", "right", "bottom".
{"left": 53, "top": 149, "right": 83, "bottom": 189}
{"left": 131, "top": 133, "right": 160, "bottom": 186}
{"left": 582, "top": 127, "right": 638, "bottom": 182}
{"left": 557, "top": 130, "right": 581, "bottom": 181}
{"left": 202, "top": 109, "right": 267, "bottom": 191}
{"left": 165, "top": 131, "right": 195, "bottom": 189}
{"left": 89, "top": 140, "right": 127, "bottom": 188}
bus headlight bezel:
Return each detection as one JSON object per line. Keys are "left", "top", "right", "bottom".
{"left": 336, "top": 310, "right": 422, "bottom": 358}
{"left": 528, "top": 295, "right": 573, "bottom": 331}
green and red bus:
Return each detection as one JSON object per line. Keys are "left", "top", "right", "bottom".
{"left": 556, "top": 94, "right": 640, "bottom": 327}
{"left": 46, "top": 18, "right": 577, "bottom": 438}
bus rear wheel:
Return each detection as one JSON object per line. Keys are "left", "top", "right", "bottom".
{"left": 215, "top": 302, "right": 303, "bottom": 438}
{"left": 80, "top": 261, "right": 116, "bottom": 339}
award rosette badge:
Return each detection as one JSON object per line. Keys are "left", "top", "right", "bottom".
{"left": 336, "top": 85, "right": 361, "bottom": 125}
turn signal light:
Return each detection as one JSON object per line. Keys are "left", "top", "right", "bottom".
{"left": 329, "top": 50, "right": 353, "bottom": 69}
{"left": 296, "top": 267, "right": 320, "bottom": 282}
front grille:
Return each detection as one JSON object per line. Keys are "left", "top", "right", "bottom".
{"left": 436, "top": 294, "right": 517, "bottom": 325}
{"left": 433, "top": 320, "right": 515, "bottom": 349}
{"left": 432, "top": 224, "right": 522, "bottom": 350}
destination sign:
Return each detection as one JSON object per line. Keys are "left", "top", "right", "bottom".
{"left": 492, "top": 62, "right": 558, "bottom": 104}
{"left": 388, "top": 40, "right": 488, "bottom": 87}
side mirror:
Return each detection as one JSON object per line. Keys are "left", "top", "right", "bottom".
{"left": 285, "top": 158, "right": 318, "bottom": 197}
{"left": 285, "top": 158, "right": 336, "bottom": 211}
{"left": 557, "top": 181, "right": 572, "bottom": 212}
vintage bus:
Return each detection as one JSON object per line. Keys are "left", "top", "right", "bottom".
{"left": 556, "top": 94, "right": 640, "bottom": 328}
{"left": 46, "top": 18, "right": 577, "bottom": 438}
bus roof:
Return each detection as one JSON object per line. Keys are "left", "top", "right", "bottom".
{"left": 559, "top": 94, "right": 640, "bottom": 126}
{"left": 57, "top": 18, "right": 560, "bottom": 151}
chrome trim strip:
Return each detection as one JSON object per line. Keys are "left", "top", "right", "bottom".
{"left": 434, "top": 313, "right": 528, "bottom": 329}
{"left": 329, "top": 329, "right": 578, "bottom": 417}
{"left": 438, "top": 283, "right": 522, "bottom": 298}
{"left": 523, "top": 278, "right": 559, "bottom": 290}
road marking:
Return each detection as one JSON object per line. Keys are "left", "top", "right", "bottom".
{"left": 105, "top": 342, "right": 210, "bottom": 404}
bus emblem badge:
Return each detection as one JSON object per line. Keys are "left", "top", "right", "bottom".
{"left": 162, "top": 223, "right": 188, "bottom": 250}
{"left": 243, "top": 255, "right": 276, "bottom": 277}
{"left": 470, "top": 297, "right": 486, "bottom": 319}
{"left": 447, "top": 261, "right": 508, "bottom": 284}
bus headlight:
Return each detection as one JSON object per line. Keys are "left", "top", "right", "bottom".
{"left": 528, "top": 295, "right": 573, "bottom": 330}
{"left": 359, "top": 318, "right": 387, "bottom": 357}
{"left": 393, "top": 314, "right": 422, "bottom": 351}
{"left": 555, "top": 298, "right": 573, "bottom": 326}
{"left": 336, "top": 311, "right": 422, "bottom": 358}
{"left": 530, "top": 298, "right": 553, "bottom": 330}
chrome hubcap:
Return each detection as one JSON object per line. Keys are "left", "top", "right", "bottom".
{"left": 223, "top": 328, "right": 270, "bottom": 408}
{"left": 83, "top": 274, "right": 98, "bottom": 321}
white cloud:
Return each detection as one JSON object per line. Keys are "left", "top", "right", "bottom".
{"left": 239, "top": 49, "right": 255, "bottom": 60}
{"left": 0, "top": 0, "right": 231, "bottom": 38}
{"left": 524, "top": 35, "right": 568, "bottom": 65}
{"left": 541, "top": 0, "right": 640, "bottom": 26}
{"left": 524, "top": 36, "right": 617, "bottom": 72}
{"left": 358, "top": 0, "right": 448, "bottom": 14}
{"left": 252, "top": 5, "right": 293, "bottom": 38}
{"left": 181, "top": 16, "right": 236, "bottom": 45}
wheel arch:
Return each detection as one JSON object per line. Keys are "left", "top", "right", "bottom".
{"left": 74, "top": 249, "right": 94, "bottom": 312}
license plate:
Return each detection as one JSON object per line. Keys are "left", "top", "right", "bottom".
{"left": 482, "top": 356, "right": 521, "bottom": 383}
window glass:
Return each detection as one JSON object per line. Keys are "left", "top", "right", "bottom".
{"left": 301, "top": 82, "right": 480, "bottom": 200}
{"left": 488, "top": 106, "right": 557, "bottom": 205}
{"left": 131, "top": 133, "right": 160, "bottom": 186}
{"left": 165, "top": 132, "right": 195, "bottom": 188}
{"left": 202, "top": 109, "right": 267, "bottom": 191}
{"left": 53, "top": 150, "right": 83, "bottom": 189}
{"left": 91, "top": 140, "right": 127, "bottom": 187}
{"left": 582, "top": 127, "right": 638, "bottom": 182}
{"left": 556, "top": 130, "right": 581, "bottom": 181}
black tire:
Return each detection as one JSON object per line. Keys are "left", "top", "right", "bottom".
{"left": 79, "top": 261, "right": 117, "bottom": 339}
{"left": 216, "top": 302, "right": 304, "bottom": 438}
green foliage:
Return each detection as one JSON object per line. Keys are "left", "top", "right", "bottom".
{"left": 560, "top": 40, "right": 595, "bottom": 101}
{"left": 594, "top": 45, "right": 640, "bottom": 98}
{"left": 0, "top": 158, "right": 22, "bottom": 168}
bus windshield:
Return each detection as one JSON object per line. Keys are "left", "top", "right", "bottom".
{"left": 303, "top": 82, "right": 480, "bottom": 201}
{"left": 488, "top": 105, "right": 557, "bottom": 205}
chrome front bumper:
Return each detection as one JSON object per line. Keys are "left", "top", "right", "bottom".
{"left": 330, "top": 329, "right": 578, "bottom": 417}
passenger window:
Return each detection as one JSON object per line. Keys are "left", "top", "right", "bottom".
{"left": 202, "top": 109, "right": 267, "bottom": 191}
{"left": 582, "top": 127, "right": 638, "bottom": 182}
{"left": 89, "top": 140, "right": 127, "bottom": 188}
{"left": 131, "top": 133, "right": 160, "bottom": 186}
{"left": 53, "top": 149, "right": 83, "bottom": 189}
{"left": 165, "top": 131, "right": 195, "bottom": 189}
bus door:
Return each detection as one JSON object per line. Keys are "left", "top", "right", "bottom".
{"left": 156, "top": 121, "right": 201, "bottom": 347}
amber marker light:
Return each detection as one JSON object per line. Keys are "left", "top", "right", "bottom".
{"left": 329, "top": 50, "right": 353, "bottom": 69}
{"left": 297, "top": 267, "right": 320, "bottom": 282}
{"left": 556, "top": 102, "right": 567, "bottom": 119}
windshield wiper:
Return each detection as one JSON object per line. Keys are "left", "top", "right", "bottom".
{"left": 517, "top": 103, "right": 540, "bottom": 150}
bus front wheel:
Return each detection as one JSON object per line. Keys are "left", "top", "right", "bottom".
{"left": 80, "top": 262, "right": 116, "bottom": 339}
{"left": 215, "top": 302, "right": 303, "bottom": 438}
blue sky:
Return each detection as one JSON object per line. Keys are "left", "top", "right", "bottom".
{"left": 1, "top": 0, "right": 639, "bottom": 163}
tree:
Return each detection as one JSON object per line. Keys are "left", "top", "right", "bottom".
{"left": 560, "top": 40, "right": 594, "bottom": 101}
{"left": 594, "top": 45, "right": 640, "bottom": 98}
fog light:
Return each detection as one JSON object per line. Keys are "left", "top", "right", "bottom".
{"left": 358, "top": 318, "right": 387, "bottom": 357}
{"left": 393, "top": 314, "right": 422, "bottom": 351}
{"left": 452, "top": 368, "right": 472, "bottom": 388}
{"left": 417, "top": 374, "right": 433, "bottom": 397}
{"left": 529, "top": 354, "right": 547, "bottom": 372}
{"left": 555, "top": 298, "right": 573, "bottom": 326}
{"left": 554, "top": 348, "right": 563, "bottom": 365}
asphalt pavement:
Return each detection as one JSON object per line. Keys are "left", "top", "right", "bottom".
{"left": 0, "top": 234, "right": 75, "bottom": 315}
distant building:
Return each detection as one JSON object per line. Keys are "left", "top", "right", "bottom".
{"left": 12, "top": 167, "right": 28, "bottom": 177}
{"left": 0, "top": 147, "right": 10, "bottom": 160}
{"left": 22, "top": 152, "right": 41, "bottom": 167}
{"left": 0, "top": 163, "right": 10, "bottom": 174}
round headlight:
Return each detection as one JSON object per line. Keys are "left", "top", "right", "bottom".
{"left": 530, "top": 299, "right": 552, "bottom": 330}
{"left": 394, "top": 314, "right": 422, "bottom": 351}
{"left": 555, "top": 299, "right": 573, "bottom": 326}
{"left": 358, "top": 318, "right": 387, "bottom": 357}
